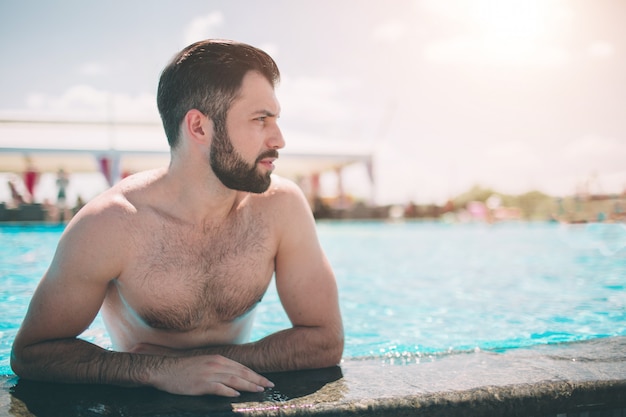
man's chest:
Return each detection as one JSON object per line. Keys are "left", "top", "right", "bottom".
{"left": 115, "top": 213, "right": 277, "bottom": 331}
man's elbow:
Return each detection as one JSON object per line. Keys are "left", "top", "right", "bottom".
{"left": 10, "top": 339, "right": 45, "bottom": 380}
{"left": 10, "top": 347, "right": 28, "bottom": 378}
{"left": 327, "top": 338, "right": 344, "bottom": 366}
{"left": 320, "top": 329, "right": 344, "bottom": 367}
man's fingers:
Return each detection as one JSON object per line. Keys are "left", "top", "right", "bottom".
{"left": 154, "top": 355, "right": 275, "bottom": 396}
{"left": 206, "top": 381, "right": 241, "bottom": 397}
{"left": 215, "top": 373, "right": 267, "bottom": 394}
{"left": 238, "top": 367, "right": 274, "bottom": 389}
{"left": 211, "top": 355, "right": 274, "bottom": 388}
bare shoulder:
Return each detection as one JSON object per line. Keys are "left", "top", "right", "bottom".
{"left": 77, "top": 169, "right": 164, "bottom": 219}
{"left": 258, "top": 175, "right": 308, "bottom": 206}
{"left": 59, "top": 170, "right": 163, "bottom": 267}
{"left": 244, "top": 175, "right": 313, "bottom": 239}
{"left": 70, "top": 174, "right": 145, "bottom": 232}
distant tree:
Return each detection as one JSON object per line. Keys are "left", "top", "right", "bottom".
{"left": 513, "top": 190, "right": 552, "bottom": 220}
{"left": 452, "top": 185, "right": 497, "bottom": 208}
{"left": 451, "top": 185, "right": 553, "bottom": 220}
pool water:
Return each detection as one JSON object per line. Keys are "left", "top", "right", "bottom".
{"left": 1, "top": 221, "right": 625, "bottom": 375}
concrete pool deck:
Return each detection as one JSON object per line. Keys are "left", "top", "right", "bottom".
{"left": 1, "top": 337, "right": 625, "bottom": 417}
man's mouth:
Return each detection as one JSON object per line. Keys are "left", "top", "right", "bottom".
{"left": 259, "top": 158, "right": 276, "bottom": 170}
{"left": 257, "top": 151, "right": 279, "bottom": 170}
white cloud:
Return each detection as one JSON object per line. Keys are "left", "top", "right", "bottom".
{"left": 3, "top": 85, "right": 159, "bottom": 122}
{"left": 183, "top": 11, "right": 224, "bottom": 46}
{"left": 56, "top": 85, "right": 108, "bottom": 110}
{"left": 16, "top": 85, "right": 109, "bottom": 119}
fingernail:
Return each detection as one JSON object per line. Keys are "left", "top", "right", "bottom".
{"left": 257, "top": 385, "right": 265, "bottom": 392}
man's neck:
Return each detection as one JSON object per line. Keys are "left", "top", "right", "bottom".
{"left": 161, "top": 161, "right": 248, "bottom": 226}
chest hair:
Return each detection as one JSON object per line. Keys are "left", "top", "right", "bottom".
{"left": 128, "top": 210, "right": 272, "bottom": 330}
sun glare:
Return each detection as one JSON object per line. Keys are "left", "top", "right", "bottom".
{"left": 422, "top": 0, "right": 568, "bottom": 39}
{"left": 469, "top": 0, "right": 557, "bottom": 40}
{"left": 421, "top": 0, "right": 571, "bottom": 67}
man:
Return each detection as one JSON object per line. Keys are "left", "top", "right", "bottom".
{"left": 11, "top": 39, "right": 344, "bottom": 397}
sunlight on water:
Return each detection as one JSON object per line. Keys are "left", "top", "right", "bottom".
{"left": 1, "top": 221, "right": 625, "bottom": 374}
{"left": 252, "top": 221, "right": 626, "bottom": 361}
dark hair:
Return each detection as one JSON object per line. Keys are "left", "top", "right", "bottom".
{"left": 157, "top": 39, "right": 280, "bottom": 148}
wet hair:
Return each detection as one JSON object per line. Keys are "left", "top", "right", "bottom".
{"left": 157, "top": 39, "right": 280, "bottom": 148}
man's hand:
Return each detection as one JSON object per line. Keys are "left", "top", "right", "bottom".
{"left": 149, "top": 354, "right": 274, "bottom": 397}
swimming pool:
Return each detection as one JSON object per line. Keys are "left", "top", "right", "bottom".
{"left": 1, "top": 220, "right": 625, "bottom": 376}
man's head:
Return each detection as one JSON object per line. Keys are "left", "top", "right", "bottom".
{"left": 157, "top": 39, "right": 281, "bottom": 149}
{"left": 208, "top": 98, "right": 280, "bottom": 193}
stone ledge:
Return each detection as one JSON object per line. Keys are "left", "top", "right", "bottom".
{"left": 1, "top": 337, "right": 625, "bottom": 417}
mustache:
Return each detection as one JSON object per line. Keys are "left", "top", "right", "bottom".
{"left": 255, "top": 149, "right": 279, "bottom": 163}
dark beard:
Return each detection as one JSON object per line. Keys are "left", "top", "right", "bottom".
{"left": 209, "top": 124, "right": 277, "bottom": 193}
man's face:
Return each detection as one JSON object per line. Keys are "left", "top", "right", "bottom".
{"left": 209, "top": 71, "right": 284, "bottom": 193}
{"left": 209, "top": 123, "right": 276, "bottom": 193}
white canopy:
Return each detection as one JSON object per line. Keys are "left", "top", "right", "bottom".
{"left": 0, "top": 120, "right": 373, "bottom": 183}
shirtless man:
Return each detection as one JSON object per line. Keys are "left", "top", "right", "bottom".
{"left": 11, "top": 39, "right": 344, "bottom": 397}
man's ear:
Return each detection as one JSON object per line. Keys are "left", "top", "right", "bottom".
{"left": 183, "top": 109, "right": 213, "bottom": 145}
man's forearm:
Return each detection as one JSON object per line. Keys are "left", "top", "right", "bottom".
{"left": 188, "top": 325, "right": 344, "bottom": 372}
{"left": 12, "top": 337, "right": 277, "bottom": 396}
{"left": 12, "top": 338, "right": 158, "bottom": 386}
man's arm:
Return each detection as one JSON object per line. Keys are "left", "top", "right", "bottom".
{"left": 11, "top": 202, "right": 273, "bottom": 397}
{"left": 132, "top": 180, "right": 344, "bottom": 371}
{"left": 251, "top": 180, "right": 344, "bottom": 371}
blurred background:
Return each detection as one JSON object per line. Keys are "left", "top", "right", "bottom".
{"left": 1, "top": 0, "right": 625, "bottom": 222}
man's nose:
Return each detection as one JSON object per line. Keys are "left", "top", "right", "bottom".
{"left": 268, "top": 124, "right": 285, "bottom": 150}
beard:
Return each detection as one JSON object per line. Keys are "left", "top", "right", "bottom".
{"left": 209, "top": 124, "right": 277, "bottom": 194}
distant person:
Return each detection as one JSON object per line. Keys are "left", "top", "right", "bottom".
{"left": 22, "top": 156, "right": 39, "bottom": 203}
{"left": 7, "top": 176, "right": 26, "bottom": 207}
{"left": 55, "top": 168, "right": 69, "bottom": 221}
{"left": 12, "top": 39, "right": 343, "bottom": 397}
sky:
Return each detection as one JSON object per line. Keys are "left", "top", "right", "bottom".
{"left": 1, "top": 0, "right": 625, "bottom": 205}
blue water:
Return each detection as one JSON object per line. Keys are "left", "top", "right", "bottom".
{"left": 1, "top": 221, "right": 625, "bottom": 374}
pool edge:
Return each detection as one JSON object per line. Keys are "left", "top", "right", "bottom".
{"left": 252, "top": 380, "right": 626, "bottom": 417}
{"left": 2, "top": 337, "right": 626, "bottom": 417}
